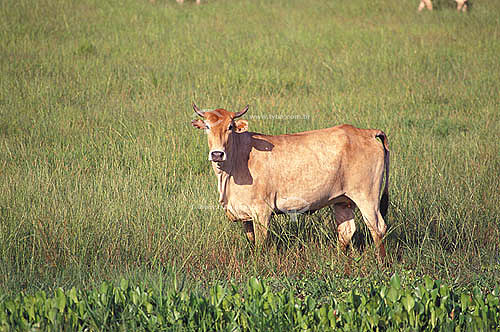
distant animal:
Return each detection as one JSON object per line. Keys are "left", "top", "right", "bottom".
{"left": 177, "top": 0, "right": 201, "bottom": 4}
{"left": 418, "top": 0, "right": 468, "bottom": 11}
{"left": 190, "top": 104, "right": 390, "bottom": 262}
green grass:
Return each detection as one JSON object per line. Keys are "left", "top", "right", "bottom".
{"left": 1, "top": 0, "right": 499, "bottom": 297}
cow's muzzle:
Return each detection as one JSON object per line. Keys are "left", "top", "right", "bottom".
{"left": 209, "top": 150, "right": 226, "bottom": 162}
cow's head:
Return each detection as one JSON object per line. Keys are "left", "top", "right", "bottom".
{"left": 191, "top": 103, "right": 249, "bottom": 163}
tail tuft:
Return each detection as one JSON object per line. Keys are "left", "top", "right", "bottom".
{"left": 376, "top": 131, "right": 390, "bottom": 219}
{"left": 380, "top": 190, "right": 389, "bottom": 218}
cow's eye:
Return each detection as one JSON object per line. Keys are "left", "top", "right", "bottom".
{"left": 228, "top": 124, "right": 233, "bottom": 131}
{"left": 205, "top": 123, "right": 210, "bottom": 130}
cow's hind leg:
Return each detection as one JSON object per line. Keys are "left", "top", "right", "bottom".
{"left": 355, "top": 200, "right": 387, "bottom": 263}
{"left": 332, "top": 203, "right": 356, "bottom": 275}
{"left": 333, "top": 203, "right": 356, "bottom": 252}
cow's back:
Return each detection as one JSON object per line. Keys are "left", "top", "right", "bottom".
{"left": 229, "top": 125, "right": 385, "bottom": 213}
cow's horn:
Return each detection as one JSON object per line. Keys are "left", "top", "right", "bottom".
{"left": 234, "top": 105, "right": 249, "bottom": 118}
{"left": 193, "top": 103, "right": 204, "bottom": 117}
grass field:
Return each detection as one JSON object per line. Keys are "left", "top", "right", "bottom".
{"left": 1, "top": 0, "right": 499, "bottom": 299}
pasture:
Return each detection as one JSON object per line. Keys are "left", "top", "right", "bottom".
{"left": 1, "top": 0, "right": 499, "bottom": 307}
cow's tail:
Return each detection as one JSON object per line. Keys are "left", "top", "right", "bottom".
{"left": 375, "top": 130, "right": 390, "bottom": 218}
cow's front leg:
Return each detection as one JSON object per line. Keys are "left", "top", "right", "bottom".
{"left": 242, "top": 218, "right": 270, "bottom": 246}
{"left": 250, "top": 208, "right": 272, "bottom": 247}
{"left": 242, "top": 221, "right": 255, "bottom": 243}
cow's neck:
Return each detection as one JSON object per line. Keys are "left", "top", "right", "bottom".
{"left": 211, "top": 154, "right": 233, "bottom": 208}
{"left": 211, "top": 134, "right": 241, "bottom": 208}
{"left": 212, "top": 164, "right": 230, "bottom": 207}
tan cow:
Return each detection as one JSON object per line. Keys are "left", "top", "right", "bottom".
{"left": 176, "top": 0, "right": 201, "bottom": 4}
{"left": 418, "top": 0, "right": 468, "bottom": 12}
{"left": 191, "top": 104, "right": 390, "bottom": 262}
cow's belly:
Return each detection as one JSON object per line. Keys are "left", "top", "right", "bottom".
{"left": 275, "top": 191, "right": 338, "bottom": 214}
{"left": 224, "top": 190, "right": 349, "bottom": 221}
{"left": 223, "top": 174, "right": 345, "bottom": 221}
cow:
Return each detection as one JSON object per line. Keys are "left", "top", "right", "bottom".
{"left": 418, "top": 0, "right": 468, "bottom": 12}
{"left": 190, "top": 104, "right": 390, "bottom": 262}
{"left": 176, "top": 0, "right": 201, "bottom": 4}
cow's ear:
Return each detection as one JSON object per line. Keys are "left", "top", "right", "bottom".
{"left": 235, "top": 119, "right": 248, "bottom": 133}
{"left": 191, "top": 119, "right": 207, "bottom": 130}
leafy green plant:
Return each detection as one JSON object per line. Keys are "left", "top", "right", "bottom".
{"left": 0, "top": 0, "right": 499, "bottom": 307}
{"left": 1, "top": 274, "right": 498, "bottom": 331}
